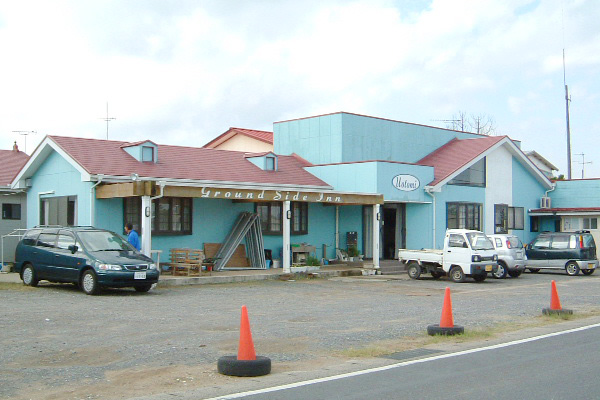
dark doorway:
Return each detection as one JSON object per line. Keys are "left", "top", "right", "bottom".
{"left": 383, "top": 208, "right": 396, "bottom": 259}
{"left": 554, "top": 219, "right": 561, "bottom": 232}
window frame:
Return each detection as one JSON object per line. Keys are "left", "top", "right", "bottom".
{"left": 447, "top": 202, "right": 482, "bottom": 231}
{"left": 2, "top": 203, "right": 21, "bottom": 220}
{"left": 123, "top": 197, "right": 193, "bottom": 236}
{"left": 256, "top": 202, "right": 308, "bottom": 235}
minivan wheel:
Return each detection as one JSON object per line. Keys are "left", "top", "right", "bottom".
{"left": 508, "top": 270, "right": 522, "bottom": 278}
{"left": 565, "top": 262, "right": 580, "bottom": 276}
{"left": 528, "top": 268, "right": 540, "bottom": 273}
{"left": 22, "top": 264, "right": 39, "bottom": 287}
{"left": 492, "top": 262, "right": 507, "bottom": 279}
{"left": 582, "top": 269, "right": 595, "bottom": 276}
{"left": 134, "top": 284, "right": 153, "bottom": 293}
{"left": 81, "top": 270, "right": 100, "bottom": 295}
{"left": 450, "top": 266, "right": 466, "bottom": 283}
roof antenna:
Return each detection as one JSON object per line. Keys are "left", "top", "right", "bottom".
{"left": 11, "top": 130, "right": 37, "bottom": 154}
{"left": 99, "top": 102, "right": 116, "bottom": 140}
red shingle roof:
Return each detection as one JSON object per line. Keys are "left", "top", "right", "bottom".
{"left": 49, "top": 136, "right": 328, "bottom": 187}
{"left": 203, "top": 127, "right": 273, "bottom": 148}
{"left": 0, "top": 149, "right": 29, "bottom": 187}
{"left": 417, "top": 136, "right": 505, "bottom": 186}
{"left": 530, "top": 207, "right": 600, "bottom": 213}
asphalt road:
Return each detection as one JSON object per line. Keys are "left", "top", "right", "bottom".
{"left": 229, "top": 323, "right": 600, "bottom": 400}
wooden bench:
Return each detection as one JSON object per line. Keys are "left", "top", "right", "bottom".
{"left": 167, "top": 248, "right": 205, "bottom": 276}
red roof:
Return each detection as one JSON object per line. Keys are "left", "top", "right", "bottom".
{"left": 417, "top": 136, "right": 505, "bottom": 186}
{"left": 203, "top": 127, "right": 273, "bottom": 148}
{"left": 48, "top": 136, "right": 328, "bottom": 187}
{"left": 530, "top": 207, "right": 600, "bottom": 213}
{"left": 0, "top": 149, "right": 29, "bottom": 187}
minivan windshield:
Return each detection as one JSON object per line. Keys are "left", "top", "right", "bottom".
{"left": 78, "top": 231, "right": 135, "bottom": 252}
{"left": 466, "top": 232, "right": 494, "bottom": 250}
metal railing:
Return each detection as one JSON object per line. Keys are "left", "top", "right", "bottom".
{"left": 1, "top": 228, "right": 27, "bottom": 272}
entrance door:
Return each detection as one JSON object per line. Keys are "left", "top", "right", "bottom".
{"left": 383, "top": 208, "right": 396, "bottom": 259}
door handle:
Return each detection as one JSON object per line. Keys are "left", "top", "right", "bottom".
{"left": 447, "top": 250, "right": 452, "bottom": 253}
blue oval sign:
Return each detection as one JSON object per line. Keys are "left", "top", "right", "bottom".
{"left": 392, "top": 174, "right": 420, "bottom": 191}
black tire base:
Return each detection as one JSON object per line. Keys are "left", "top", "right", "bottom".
{"left": 427, "top": 324, "right": 464, "bottom": 336}
{"left": 217, "top": 355, "right": 271, "bottom": 377}
{"left": 542, "top": 308, "right": 573, "bottom": 316}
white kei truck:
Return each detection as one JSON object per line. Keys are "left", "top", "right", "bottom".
{"left": 398, "top": 229, "right": 499, "bottom": 283}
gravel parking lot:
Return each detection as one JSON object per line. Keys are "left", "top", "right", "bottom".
{"left": 2, "top": 271, "right": 600, "bottom": 400}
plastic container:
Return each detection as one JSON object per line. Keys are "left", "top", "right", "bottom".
{"left": 272, "top": 259, "right": 281, "bottom": 268}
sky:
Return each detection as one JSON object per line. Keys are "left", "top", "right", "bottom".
{"left": 1, "top": 0, "right": 598, "bottom": 178}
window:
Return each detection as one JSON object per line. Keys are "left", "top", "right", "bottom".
{"left": 40, "top": 196, "right": 77, "bottom": 226}
{"left": 447, "top": 202, "right": 482, "bottom": 230}
{"left": 495, "top": 204, "right": 524, "bottom": 232}
{"left": 563, "top": 217, "right": 580, "bottom": 231}
{"left": 36, "top": 233, "right": 57, "bottom": 248}
{"left": 21, "top": 229, "right": 41, "bottom": 246}
{"left": 256, "top": 202, "right": 308, "bottom": 235}
{"left": 583, "top": 218, "right": 598, "bottom": 230}
{"left": 508, "top": 207, "right": 524, "bottom": 230}
{"left": 551, "top": 235, "right": 570, "bottom": 249}
{"left": 2, "top": 203, "right": 21, "bottom": 220}
{"left": 123, "top": 197, "right": 192, "bottom": 235}
{"left": 448, "top": 234, "right": 467, "bottom": 248}
{"left": 142, "top": 146, "right": 154, "bottom": 162}
{"left": 266, "top": 156, "right": 276, "bottom": 171}
{"left": 530, "top": 216, "right": 539, "bottom": 232}
{"left": 56, "top": 232, "right": 76, "bottom": 250}
{"left": 448, "top": 158, "right": 486, "bottom": 187}
{"left": 532, "top": 236, "right": 550, "bottom": 249}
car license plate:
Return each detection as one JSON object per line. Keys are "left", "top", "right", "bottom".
{"left": 134, "top": 271, "right": 146, "bottom": 279}
{"left": 588, "top": 263, "right": 596, "bottom": 269}
{"left": 485, "top": 265, "right": 493, "bottom": 272}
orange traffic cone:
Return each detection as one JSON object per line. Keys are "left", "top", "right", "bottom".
{"left": 427, "top": 287, "right": 464, "bottom": 335}
{"left": 237, "top": 305, "right": 257, "bottom": 361}
{"left": 217, "top": 306, "right": 271, "bottom": 377}
{"left": 543, "top": 280, "right": 573, "bottom": 315}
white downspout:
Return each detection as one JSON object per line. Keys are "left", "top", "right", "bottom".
{"left": 335, "top": 206, "right": 339, "bottom": 253}
{"left": 544, "top": 183, "right": 557, "bottom": 198}
{"left": 89, "top": 174, "right": 104, "bottom": 227}
{"left": 282, "top": 201, "right": 291, "bottom": 273}
{"left": 141, "top": 181, "right": 165, "bottom": 257}
{"left": 425, "top": 187, "right": 436, "bottom": 249}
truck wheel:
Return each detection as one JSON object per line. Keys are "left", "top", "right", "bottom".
{"left": 407, "top": 261, "right": 422, "bottom": 279}
{"left": 492, "top": 262, "right": 507, "bottom": 279}
{"left": 473, "top": 274, "right": 487, "bottom": 283}
{"left": 565, "top": 262, "right": 580, "bottom": 276}
{"left": 431, "top": 271, "right": 443, "bottom": 279}
{"left": 508, "top": 270, "right": 522, "bottom": 278}
{"left": 449, "top": 266, "right": 465, "bottom": 283}
{"left": 528, "top": 268, "right": 540, "bottom": 273}
{"left": 582, "top": 269, "right": 595, "bottom": 276}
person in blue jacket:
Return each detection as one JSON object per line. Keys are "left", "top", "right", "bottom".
{"left": 125, "top": 223, "right": 141, "bottom": 251}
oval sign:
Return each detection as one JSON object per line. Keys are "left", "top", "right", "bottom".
{"left": 392, "top": 174, "right": 420, "bottom": 191}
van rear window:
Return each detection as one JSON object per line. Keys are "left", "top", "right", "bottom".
{"left": 583, "top": 235, "right": 596, "bottom": 248}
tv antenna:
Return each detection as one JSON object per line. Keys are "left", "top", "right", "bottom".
{"left": 11, "top": 130, "right": 37, "bottom": 154}
{"left": 99, "top": 102, "right": 116, "bottom": 140}
{"left": 431, "top": 119, "right": 463, "bottom": 131}
{"left": 574, "top": 152, "right": 592, "bottom": 179}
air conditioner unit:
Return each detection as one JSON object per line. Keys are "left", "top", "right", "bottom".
{"left": 540, "top": 196, "right": 551, "bottom": 209}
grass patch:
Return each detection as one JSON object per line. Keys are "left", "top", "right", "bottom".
{"left": 0, "top": 282, "right": 30, "bottom": 291}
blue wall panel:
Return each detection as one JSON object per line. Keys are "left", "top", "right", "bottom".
{"left": 512, "top": 157, "right": 548, "bottom": 244}
{"left": 550, "top": 179, "right": 600, "bottom": 208}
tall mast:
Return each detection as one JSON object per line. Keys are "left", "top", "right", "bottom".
{"left": 563, "top": 49, "right": 572, "bottom": 180}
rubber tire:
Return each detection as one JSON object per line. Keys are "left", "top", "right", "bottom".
{"left": 431, "top": 271, "right": 443, "bottom": 280}
{"left": 81, "top": 270, "right": 100, "bottom": 295}
{"left": 508, "top": 270, "right": 522, "bottom": 278}
{"left": 565, "top": 262, "right": 580, "bottom": 276}
{"left": 217, "top": 355, "right": 271, "bottom": 377}
{"left": 449, "top": 266, "right": 466, "bottom": 283}
{"left": 407, "top": 261, "right": 422, "bottom": 280}
{"left": 134, "top": 284, "right": 153, "bottom": 293}
{"left": 528, "top": 268, "right": 540, "bottom": 273}
{"left": 582, "top": 269, "right": 595, "bottom": 276}
{"left": 427, "top": 324, "right": 464, "bottom": 336}
{"left": 21, "top": 264, "right": 39, "bottom": 287}
{"left": 473, "top": 274, "right": 487, "bottom": 283}
{"left": 492, "top": 262, "right": 507, "bottom": 279}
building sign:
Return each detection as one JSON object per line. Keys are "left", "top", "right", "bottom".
{"left": 392, "top": 174, "right": 420, "bottom": 191}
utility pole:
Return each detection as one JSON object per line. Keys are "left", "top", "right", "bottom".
{"left": 11, "top": 130, "right": 37, "bottom": 154}
{"left": 575, "top": 152, "right": 592, "bottom": 179}
{"left": 99, "top": 102, "right": 116, "bottom": 140}
{"left": 564, "top": 49, "right": 572, "bottom": 180}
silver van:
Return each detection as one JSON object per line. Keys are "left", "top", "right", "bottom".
{"left": 488, "top": 234, "right": 527, "bottom": 278}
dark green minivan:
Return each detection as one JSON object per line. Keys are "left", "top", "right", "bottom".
{"left": 15, "top": 226, "right": 159, "bottom": 295}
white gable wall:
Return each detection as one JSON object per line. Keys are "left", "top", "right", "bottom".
{"left": 484, "top": 145, "right": 513, "bottom": 235}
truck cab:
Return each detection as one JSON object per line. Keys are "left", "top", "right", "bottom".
{"left": 443, "top": 230, "right": 498, "bottom": 282}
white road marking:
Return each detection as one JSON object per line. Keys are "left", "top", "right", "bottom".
{"left": 206, "top": 322, "right": 600, "bottom": 400}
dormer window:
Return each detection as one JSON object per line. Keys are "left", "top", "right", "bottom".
{"left": 266, "top": 155, "right": 276, "bottom": 171}
{"left": 142, "top": 146, "right": 154, "bottom": 162}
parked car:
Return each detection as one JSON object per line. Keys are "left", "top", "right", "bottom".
{"left": 525, "top": 230, "right": 598, "bottom": 276}
{"left": 487, "top": 234, "right": 527, "bottom": 279}
{"left": 14, "top": 226, "right": 159, "bottom": 294}
{"left": 399, "top": 229, "right": 498, "bottom": 283}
